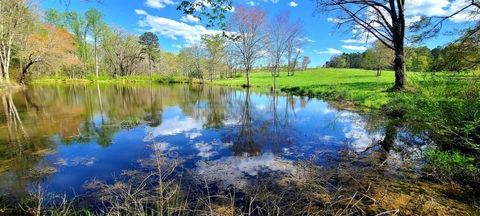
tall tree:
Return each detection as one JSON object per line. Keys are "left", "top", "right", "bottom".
{"left": 228, "top": 7, "right": 267, "bottom": 87}
{"left": 139, "top": 32, "right": 161, "bottom": 75}
{"left": 102, "top": 29, "right": 144, "bottom": 77}
{"left": 45, "top": 8, "right": 66, "bottom": 28}
{"left": 266, "top": 12, "right": 303, "bottom": 88}
{"left": 64, "top": 11, "right": 89, "bottom": 75}
{"left": 0, "top": 0, "right": 31, "bottom": 83}
{"left": 201, "top": 34, "right": 226, "bottom": 81}
{"left": 363, "top": 41, "right": 393, "bottom": 76}
{"left": 316, "top": 0, "right": 407, "bottom": 91}
{"left": 85, "top": 8, "right": 104, "bottom": 78}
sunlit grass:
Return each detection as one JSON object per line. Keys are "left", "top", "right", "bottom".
{"left": 215, "top": 68, "right": 397, "bottom": 109}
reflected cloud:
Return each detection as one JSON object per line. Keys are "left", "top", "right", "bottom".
{"left": 144, "top": 116, "right": 204, "bottom": 142}
{"left": 151, "top": 142, "right": 178, "bottom": 153}
{"left": 195, "top": 142, "right": 218, "bottom": 158}
{"left": 54, "top": 157, "right": 96, "bottom": 167}
{"left": 195, "top": 153, "right": 296, "bottom": 188}
{"left": 185, "top": 132, "right": 202, "bottom": 139}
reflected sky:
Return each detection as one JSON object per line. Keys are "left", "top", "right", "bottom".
{"left": 0, "top": 84, "right": 420, "bottom": 196}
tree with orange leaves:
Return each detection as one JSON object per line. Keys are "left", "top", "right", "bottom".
{"left": 17, "top": 25, "right": 79, "bottom": 84}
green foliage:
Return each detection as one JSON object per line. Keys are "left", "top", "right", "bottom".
{"left": 325, "top": 52, "right": 364, "bottom": 68}
{"left": 424, "top": 149, "right": 479, "bottom": 187}
{"left": 405, "top": 46, "right": 431, "bottom": 72}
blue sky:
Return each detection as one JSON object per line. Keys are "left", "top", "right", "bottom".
{"left": 40, "top": 0, "right": 477, "bottom": 66}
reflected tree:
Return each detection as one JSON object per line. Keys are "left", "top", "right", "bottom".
{"left": 232, "top": 88, "right": 261, "bottom": 156}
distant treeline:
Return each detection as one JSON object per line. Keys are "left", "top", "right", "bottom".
{"left": 325, "top": 36, "right": 480, "bottom": 73}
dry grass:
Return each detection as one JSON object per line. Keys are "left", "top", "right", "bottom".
{"left": 1, "top": 149, "right": 479, "bottom": 215}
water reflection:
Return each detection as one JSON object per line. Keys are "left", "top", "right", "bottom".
{"left": 0, "top": 84, "right": 422, "bottom": 197}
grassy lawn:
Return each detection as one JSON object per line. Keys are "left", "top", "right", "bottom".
{"left": 215, "top": 68, "right": 397, "bottom": 109}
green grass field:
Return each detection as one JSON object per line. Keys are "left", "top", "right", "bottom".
{"left": 215, "top": 68, "right": 398, "bottom": 109}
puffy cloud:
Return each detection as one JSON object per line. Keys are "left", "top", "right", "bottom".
{"left": 289, "top": 1, "right": 298, "bottom": 7}
{"left": 405, "top": 0, "right": 450, "bottom": 17}
{"left": 145, "top": 0, "right": 175, "bottom": 9}
{"left": 341, "top": 45, "right": 368, "bottom": 51}
{"left": 143, "top": 115, "right": 203, "bottom": 141}
{"left": 135, "top": 10, "right": 222, "bottom": 45}
{"left": 180, "top": 14, "right": 200, "bottom": 23}
{"left": 315, "top": 48, "right": 343, "bottom": 55}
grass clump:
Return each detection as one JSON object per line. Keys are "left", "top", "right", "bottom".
{"left": 424, "top": 149, "right": 480, "bottom": 193}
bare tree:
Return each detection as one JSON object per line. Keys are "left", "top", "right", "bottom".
{"left": 228, "top": 7, "right": 267, "bottom": 87}
{"left": 316, "top": 0, "right": 407, "bottom": 91}
{"left": 266, "top": 12, "right": 303, "bottom": 89}
{"left": 287, "top": 47, "right": 302, "bottom": 76}
{"left": 286, "top": 37, "right": 306, "bottom": 76}
{"left": 301, "top": 56, "right": 311, "bottom": 71}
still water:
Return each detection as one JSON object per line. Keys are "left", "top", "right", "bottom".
{"left": 0, "top": 84, "right": 422, "bottom": 197}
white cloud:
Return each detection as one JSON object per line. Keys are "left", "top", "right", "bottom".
{"left": 298, "top": 37, "right": 315, "bottom": 43}
{"left": 145, "top": 0, "right": 175, "bottom": 9}
{"left": 446, "top": 0, "right": 480, "bottom": 23}
{"left": 315, "top": 48, "right": 343, "bottom": 55}
{"left": 341, "top": 39, "right": 363, "bottom": 44}
{"left": 135, "top": 10, "right": 222, "bottom": 45}
{"left": 172, "top": 44, "right": 183, "bottom": 49}
{"left": 327, "top": 17, "right": 343, "bottom": 24}
{"left": 247, "top": 1, "right": 258, "bottom": 6}
{"left": 180, "top": 14, "right": 200, "bottom": 23}
{"left": 289, "top": 1, "right": 298, "bottom": 7}
{"left": 342, "top": 45, "right": 368, "bottom": 51}
{"left": 143, "top": 115, "right": 203, "bottom": 141}
{"left": 405, "top": 0, "right": 450, "bottom": 17}
{"left": 402, "top": 0, "right": 478, "bottom": 23}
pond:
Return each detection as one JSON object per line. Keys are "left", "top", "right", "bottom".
{"left": 0, "top": 84, "right": 444, "bottom": 213}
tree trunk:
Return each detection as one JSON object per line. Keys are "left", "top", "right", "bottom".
{"left": 18, "top": 61, "right": 35, "bottom": 85}
{"left": 95, "top": 39, "right": 99, "bottom": 79}
{"left": 287, "top": 59, "right": 291, "bottom": 76}
{"left": 392, "top": 46, "right": 406, "bottom": 90}
{"left": 245, "top": 67, "right": 251, "bottom": 88}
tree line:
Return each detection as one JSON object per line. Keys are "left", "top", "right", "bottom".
{"left": 324, "top": 33, "right": 480, "bottom": 74}
{"left": 0, "top": 1, "right": 312, "bottom": 86}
